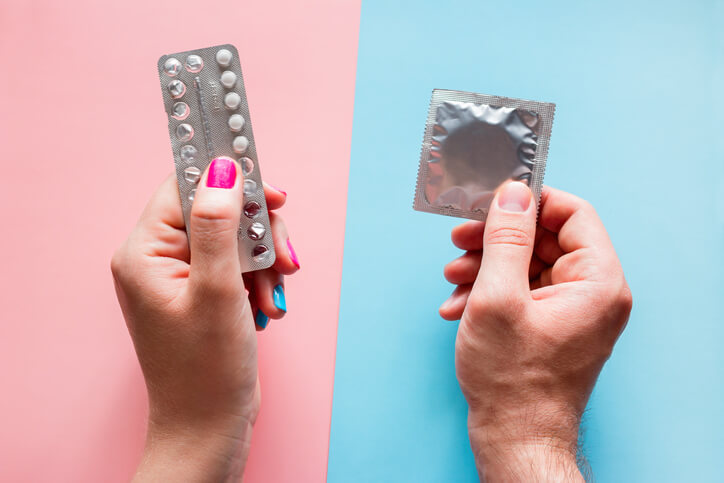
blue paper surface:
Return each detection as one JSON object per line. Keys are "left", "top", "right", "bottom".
{"left": 329, "top": 1, "right": 724, "bottom": 481}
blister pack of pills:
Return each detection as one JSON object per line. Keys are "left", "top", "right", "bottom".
{"left": 157, "top": 44, "right": 275, "bottom": 272}
{"left": 413, "top": 89, "right": 555, "bottom": 221}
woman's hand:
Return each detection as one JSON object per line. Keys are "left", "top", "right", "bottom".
{"left": 111, "top": 157, "right": 300, "bottom": 482}
{"left": 441, "top": 182, "right": 632, "bottom": 482}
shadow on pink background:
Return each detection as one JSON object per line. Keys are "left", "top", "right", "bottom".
{"left": 0, "top": 1, "right": 359, "bottom": 481}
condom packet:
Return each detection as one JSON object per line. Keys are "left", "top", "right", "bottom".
{"left": 413, "top": 89, "right": 555, "bottom": 221}
{"left": 157, "top": 44, "right": 275, "bottom": 272}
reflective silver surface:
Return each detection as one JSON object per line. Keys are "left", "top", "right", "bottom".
{"left": 163, "top": 58, "right": 182, "bottom": 76}
{"left": 171, "top": 102, "right": 189, "bottom": 120}
{"left": 185, "top": 55, "right": 203, "bottom": 73}
{"left": 252, "top": 244, "right": 270, "bottom": 261}
{"left": 175, "top": 123, "right": 194, "bottom": 141}
{"left": 243, "top": 179, "right": 257, "bottom": 195}
{"left": 179, "top": 144, "right": 198, "bottom": 164}
{"left": 158, "top": 44, "right": 276, "bottom": 272}
{"left": 167, "top": 79, "right": 186, "bottom": 98}
{"left": 183, "top": 166, "right": 201, "bottom": 184}
{"left": 413, "top": 89, "right": 555, "bottom": 221}
{"left": 247, "top": 222, "right": 266, "bottom": 241}
{"left": 244, "top": 201, "right": 261, "bottom": 218}
{"left": 425, "top": 101, "right": 539, "bottom": 212}
{"left": 239, "top": 156, "right": 254, "bottom": 175}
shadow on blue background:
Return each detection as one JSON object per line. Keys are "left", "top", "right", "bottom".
{"left": 329, "top": 1, "right": 723, "bottom": 481}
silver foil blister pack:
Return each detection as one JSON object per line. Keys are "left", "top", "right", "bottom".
{"left": 413, "top": 89, "right": 555, "bottom": 221}
{"left": 157, "top": 44, "right": 275, "bottom": 272}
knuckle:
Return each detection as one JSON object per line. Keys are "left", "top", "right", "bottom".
{"left": 110, "top": 251, "right": 123, "bottom": 279}
{"left": 485, "top": 226, "right": 532, "bottom": 248}
{"left": 617, "top": 282, "right": 634, "bottom": 314}
{"left": 190, "top": 200, "right": 237, "bottom": 227}
{"left": 110, "top": 245, "right": 129, "bottom": 282}
{"left": 190, "top": 203, "right": 237, "bottom": 237}
{"left": 597, "top": 278, "right": 633, "bottom": 324}
{"left": 443, "top": 263, "right": 455, "bottom": 282}
{"left": 464, "top": 295, "right": 488, "bottom": 316}
{"left": 579, "top": 199, "right": 596, "bottom": 214}
{"left": 466, "top": 290, "right": 526, "bottom": 321}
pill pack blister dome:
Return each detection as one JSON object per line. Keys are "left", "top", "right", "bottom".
{"left": 157, "top": 44, "right": 276, "bottom": 272}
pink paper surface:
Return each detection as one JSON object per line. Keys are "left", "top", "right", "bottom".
{"left": 0, "top": 1, "right": 359, "bottom": 481}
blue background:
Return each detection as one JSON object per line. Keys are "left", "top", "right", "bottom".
{"left": 329, "top": 1, "right": 723, "bottom": 481}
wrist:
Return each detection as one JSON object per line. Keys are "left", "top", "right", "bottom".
{"left": 134, "top": 412, "right": 255, "bottom": 483}
{"left": 468, "top": 411, "right": 583, "bottom": 483}
{"left": 470, "top": 435, "right": 583, "bottom": 482}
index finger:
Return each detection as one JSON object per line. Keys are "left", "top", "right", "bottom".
{"left": 538, "top": 186, "right": 616, "bottom": 256}
{"left": 263, "top": 182, "right": 287, "bottom": 211}
{"left": 138, "top": 173, "right": 186, "bottom": 230}
{"left": 451, "top": 220, "right": 486, "bottom": 251}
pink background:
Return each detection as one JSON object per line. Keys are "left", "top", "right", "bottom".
{"left": 0, "top": 1, "right": 359, "bottom": 481}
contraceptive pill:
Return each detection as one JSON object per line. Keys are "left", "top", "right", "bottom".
{"left": 233, "top": 136, "right": 249, "bottom": 154}
{"left": 224, "top": 92, "right": 241, "bottom": 110}
{"left": 216, "top": 48, "right": 232, "bottom": 67}
{"left": 228, "top": 114, "right": 245, "bottom": 132}
{"left": 220, "top": 70, "right": 237, "bottom": 88}
{"left": 158, "top": 44, "right": 276, "bottom": 272}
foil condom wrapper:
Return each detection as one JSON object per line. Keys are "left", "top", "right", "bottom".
{"left": 413, "top": 89, "right": 555, "bottom": 221}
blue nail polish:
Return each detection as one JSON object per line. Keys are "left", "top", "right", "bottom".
{"left": 273, "top": 284, "right": 287, "bottom": 312}
{"left": 255, "top": 310, "right": 269, "bottom": 328}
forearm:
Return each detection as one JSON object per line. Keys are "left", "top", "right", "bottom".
{"left": 133, "top": 419, "right": 254, "bottom": 483}
{"left": 468, "top": 424, "right": 583, "bottom": 483}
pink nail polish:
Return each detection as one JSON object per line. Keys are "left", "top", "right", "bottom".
{"left": 287, "top": 238, "right": 300, "bottom": 268}
{"left": 271, "top": 184, "right": 287, "bottom": 196}
{"left": 207, "top": 157, "right": 236, "bottom": 189}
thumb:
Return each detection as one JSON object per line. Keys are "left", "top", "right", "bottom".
{"left": 187, "top": 156, "right": 244, "bottom": 295}
{"left": 474, "top": 181, "right": 536, "bottom": 299}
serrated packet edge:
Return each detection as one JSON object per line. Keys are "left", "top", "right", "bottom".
{"left": 413, "top": 88, "right": 556, "bottom": 221}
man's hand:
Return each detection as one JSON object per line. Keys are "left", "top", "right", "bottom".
{"left": 440, "top": 182, "right": 632, "bottom": 482}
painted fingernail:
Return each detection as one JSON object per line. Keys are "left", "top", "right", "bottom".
{"left": 273, "top": 284, "right": 287, "bottom": 312}
{"left": 287, "top": 238, "right": 300, "bottom": 268}
{"left": 270, "top": 184, "right": 287, "bottom": 196}
{"left": 255, "top": 309, "right": 269, "bottom": 328}
{"left": 497, "top": 181, "right": 531, "bottom": 213}
{"left": 207, "top": 157, "right": 236, "bottom": 189}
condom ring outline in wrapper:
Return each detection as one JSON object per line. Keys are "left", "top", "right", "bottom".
{"left": 157, "top": 44, "right": 276, "bottom": 272}
{"left": 413, "top": 89, "right": 555, "bottom": 221}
